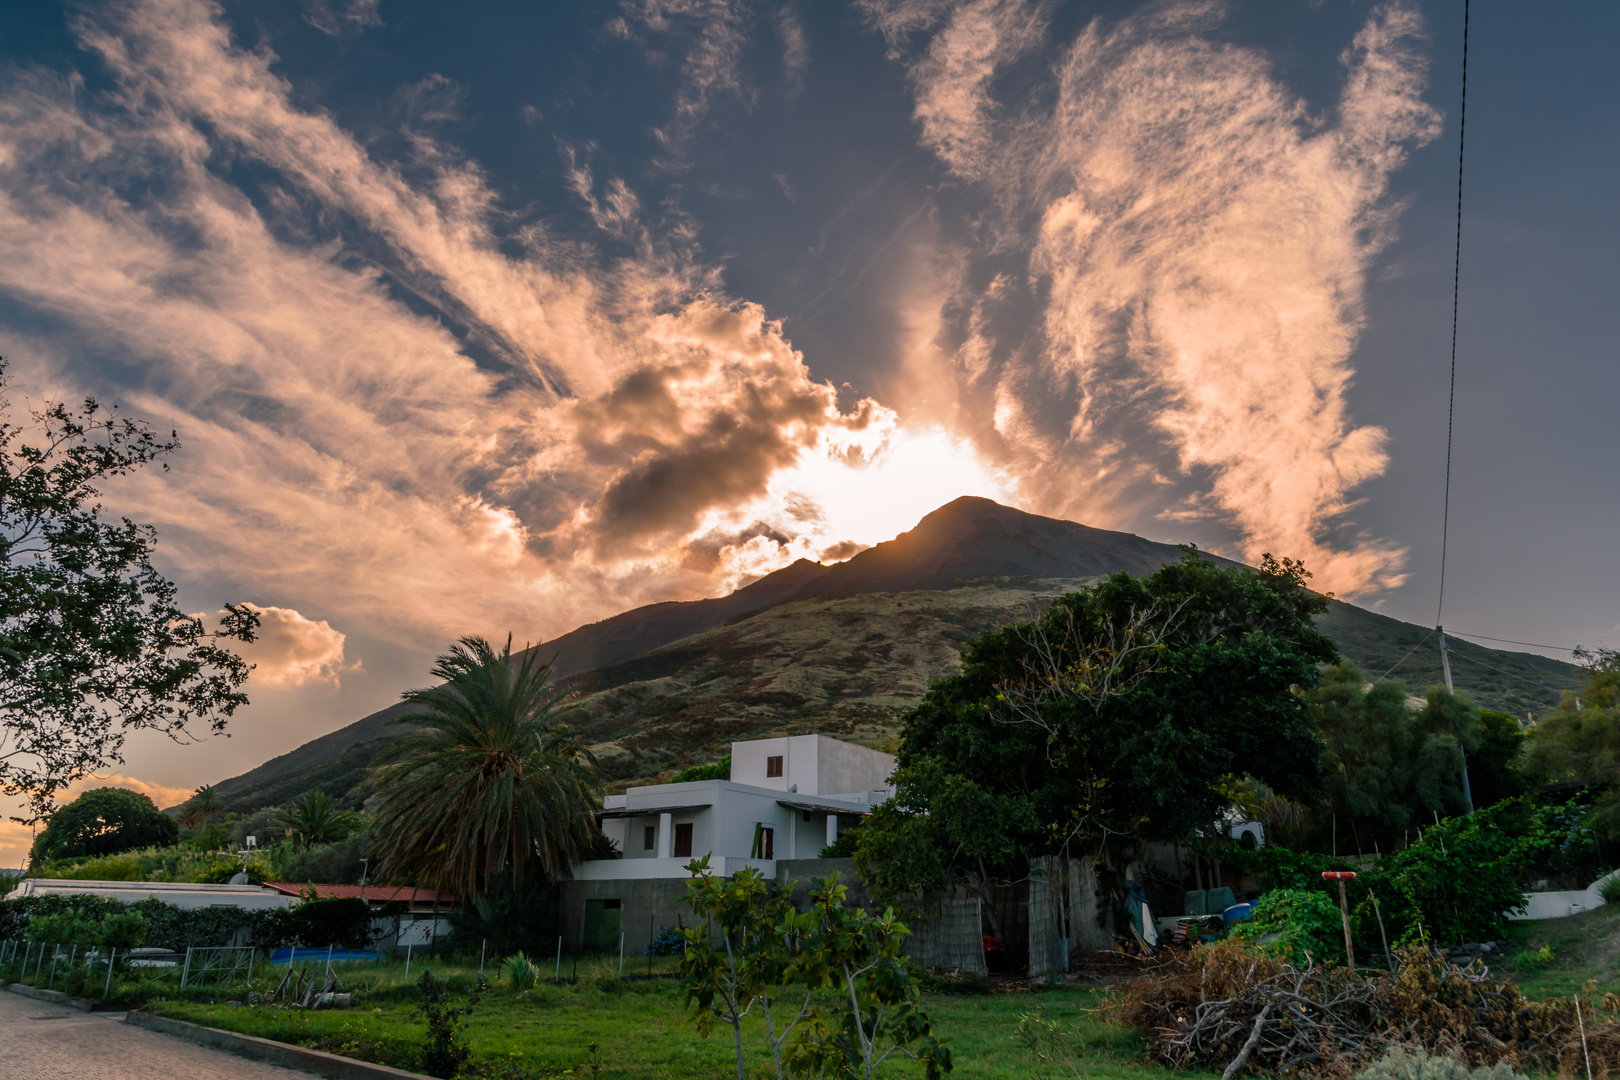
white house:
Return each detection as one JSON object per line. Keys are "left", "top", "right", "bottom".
{"left": 562, "top": 734, "right": 895, "bottom": 953}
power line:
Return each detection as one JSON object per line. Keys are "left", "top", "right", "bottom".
{"left": 1436, "top": 0, "right": 1470, "bottom": 629}
{"left": 1373, "top": 629, "right": 1435, "bottom": 684}
{"left": 1447, "top": 630, "right": 1579, "bottom": 653}
{"left": 1446, "top": 649, "right": 1573, "bottom": 694}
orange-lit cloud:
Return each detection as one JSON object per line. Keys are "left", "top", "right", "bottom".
{"left": 235, "top": 605, "right": 358, "bottom": 687}
{"left": 0, "top": 775, "right": 194, "bottom": 866}
{"left": 57, "top": 773, "right": 195, "bottom": 811}
{"left": 866, "top": 0, "right": 1439, "bottom": 596}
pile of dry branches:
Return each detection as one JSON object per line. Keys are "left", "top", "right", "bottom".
{"left": 1117, "top": 941, "right": 1620, "bottom": 1078}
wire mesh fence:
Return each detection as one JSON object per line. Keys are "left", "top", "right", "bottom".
{"left": 180, "top": 945, "right": 256, "bottom": 989}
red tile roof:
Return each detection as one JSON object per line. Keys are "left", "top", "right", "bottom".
{"left": 263, "top": 882, "right": 455, "bottom": 905}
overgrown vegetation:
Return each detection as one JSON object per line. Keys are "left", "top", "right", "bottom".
{"left": 1, "top": 891, "right": 384, "bottom": 951}
{"left": 1120, "top": 941, "right": 1618, "bottom": 1078}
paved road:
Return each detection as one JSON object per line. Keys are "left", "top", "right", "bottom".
{"left": 0, "top": 989, "right": 317, "bottom": 1079}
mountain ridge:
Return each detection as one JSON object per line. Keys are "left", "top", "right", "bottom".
{"left": 204, "top": 498, "right": 1579, "bottom": 811}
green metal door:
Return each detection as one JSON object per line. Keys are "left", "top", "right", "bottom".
{"left": 583, "top": 898, "right": 621, "bottom": 953}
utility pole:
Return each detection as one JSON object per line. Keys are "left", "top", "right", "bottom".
{"left": 1437, "top": 626, "right": 1475, "bottom": 814}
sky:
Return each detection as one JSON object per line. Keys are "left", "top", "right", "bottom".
{"left": 1, "top": 0, "right": 1616, "bottom": 863}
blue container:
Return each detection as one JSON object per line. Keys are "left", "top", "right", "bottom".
{"left": 1222, "top": 902, "right": 1254, "bottom": 927}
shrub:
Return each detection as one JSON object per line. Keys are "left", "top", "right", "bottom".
{"left": 644, "top": 925, "right": 684, "bottom": 957}
{"left": 1512, "top": 945, "right": 1555, "bottom": 972}
{"left": 501, "top": 950, "right": 541, "bottom": 990}
{"left": 670, "top": 756, "right": 729, "bottom": 783}
{"left": 254, "top": 896, "right": 377, "bottom": 950}
{"left": 1228, "top": 888, "right": 1346, "bottom": 963}
{"left": 1352, "top": 1046, "right": 1527, "bottom": 1080}
{"left": 414, "top": 970, "right": 485, "bottom": 1079}
{"left": 1368, "top": 802, "right": 1551, "bottom": 945}
{"left": 97, "top": 911, "right": 149, "bottom": 950}
{"left": 1601, "top": 874, "right": 1620, "bottom": 905}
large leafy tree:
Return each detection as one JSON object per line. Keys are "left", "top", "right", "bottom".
{"left": 854, "top": 551, "right": 1334, "bottom": 911}
{"left": 1524, "top": 648, "right": 1620, "bottom": 840}
{"left": 370, "top": 636, "right": 601, "bottom": 896}
{"left": 1311, "top": 663, "right": 1507, "bottom": 849}
{"left": 29, "top": 786, "right": 180, "bottom": 863}
{"left": 0, "top": 360, "right": 259, "bottom": 820}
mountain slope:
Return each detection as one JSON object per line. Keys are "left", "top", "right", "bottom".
{"left": 206, "top": 498, "right": 1581, "bottom": 810}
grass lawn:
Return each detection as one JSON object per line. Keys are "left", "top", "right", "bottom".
{"left": 1502, "top": 903, "right": 1620, "bottom": 999}
{"left": 144, "top": 958, "right": 1218, "bottom": 1080}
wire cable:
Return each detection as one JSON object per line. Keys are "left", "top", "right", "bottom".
{"left": 1436, "top": 0, "right": 1470, "bottom": 628}
{"left": 1373, "top": 629, "right": 1436, "bottom": 684}
{"left": 1446, "top": 649, "right": 1573, "bottom": 694}
{"left": 1447, "top": 630, "right": 1579, "bottom": 653}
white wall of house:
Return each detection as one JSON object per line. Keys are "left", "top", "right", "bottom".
{"left": 730, "top": 734, "right": 894, "bottom": 797}
{"left": 583, "top": 736, "right": 895, "bottom": 879}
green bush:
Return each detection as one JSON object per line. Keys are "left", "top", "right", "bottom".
{"left": 1367, "top": 799, "right": 1553, "bottom": 945}
{"left": 1512, "top": 945, "right": 1554, "bottom": 972}
{"left": 97, "top": 911, "right": 149, "bottom": 949}
{"left": 1228, "top": 888, "right": 1346, "bottom": 963}
{"left": 670, "top": 756, "right": 730, "bottom": 783}
{"left": 1600, "top": 874, "right": 1620, "bottom": 905}
{"left": 501, "top": 950, "right": 541, "bottom": 990}
{"left": 254, "top": 896, "right": 379, "bottom": 950}
{"left": 1351, "top": 1046, "right": 1526, "bottom": 1080}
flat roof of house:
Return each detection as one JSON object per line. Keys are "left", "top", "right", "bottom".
{"left": 261, "top": 883, "right": 454, "bottom": 905}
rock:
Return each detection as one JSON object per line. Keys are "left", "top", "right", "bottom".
{"left": 311, "top": 992, "right": 351, "bottom": 1009}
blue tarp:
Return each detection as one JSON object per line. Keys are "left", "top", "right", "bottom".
{"left": 269, "top": 947, "right": 382, "bottom": 965}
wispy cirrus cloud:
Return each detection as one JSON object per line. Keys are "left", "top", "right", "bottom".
{"left": 863, "top": 0, "right": 1440, "bottom": 595}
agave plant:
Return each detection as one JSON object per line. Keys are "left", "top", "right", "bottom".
{"left": 369, "top": 635, "right": 600, "bottom": 896}
{"left": 502, "top": 950, "right": 541, "bottom": 990}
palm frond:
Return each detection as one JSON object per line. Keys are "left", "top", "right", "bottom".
{"left": 370, "top": 635, "right": 601, "bottom": 896}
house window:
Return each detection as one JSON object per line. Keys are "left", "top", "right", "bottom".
{"left": 766, "top": 755, "right": 784, "bottom": 777}
{"left": 673, "top": 822, "right": 694, "bottom": 858}
{"left": 751, "top": 824, "right": 775, "bottom": 859}
{"left": 803, "top": 810, "right": 813, "bottom": 822}
{"left": 643, "top": 825, "right": 656, "bottom": 851}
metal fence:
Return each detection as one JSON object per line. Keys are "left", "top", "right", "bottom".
{"left": 1, "top": 939, "right": 125, "bottom": 998}
{"left": 179, "top": 945, "right": 256, "bottom": 989}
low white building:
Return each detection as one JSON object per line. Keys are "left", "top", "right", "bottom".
{"left": 5, "top": 879, "right": 296, "bottom": 911}
{"left": 563, "top": 734, "right": 895, "bottom": 952}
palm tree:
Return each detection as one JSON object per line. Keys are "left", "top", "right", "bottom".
{"left": 179, "top": 783, "right": 227, "bottom": 829}
{"left": 276, "top": 791, "right": 354, "bottom": 849}
{"left": 370, "top": 635, "right": 600, "bottom": 897}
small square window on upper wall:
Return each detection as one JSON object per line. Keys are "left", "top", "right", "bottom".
{"left": 766, "top": 755, "right": 783, "bottom": 777}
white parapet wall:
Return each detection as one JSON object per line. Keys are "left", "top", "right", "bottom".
{"left": 572, "top": 856, "right": 776, "bottom": 881}
{"left": 1508, "top": 871, "right": 1617, "bottom": 921}
{"left": 5, "top": 879, "right": 296, "bottom": 910}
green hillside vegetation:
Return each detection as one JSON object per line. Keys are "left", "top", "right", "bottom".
{"left": 201, "top": 501, "right": 1582, "bottom": 814}
{"left": 204, "top": 579, "right": 1582, "bottom": 809}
